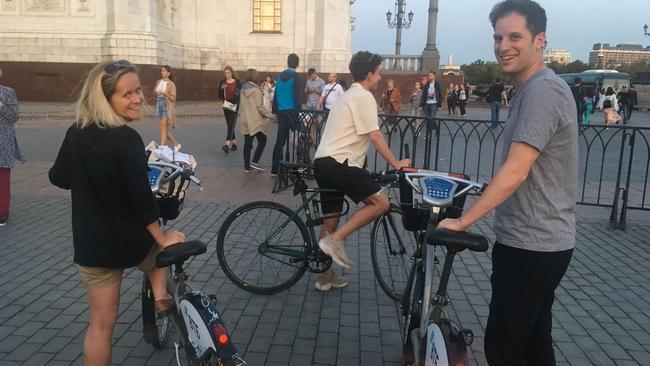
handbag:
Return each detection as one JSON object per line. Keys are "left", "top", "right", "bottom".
{"left": 223, "top": 100, "right": 237, "bottom": 112}
{"left": 222, "top": 81, "right": 238, "bottom": 112}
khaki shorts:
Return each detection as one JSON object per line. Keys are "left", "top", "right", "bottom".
{"left": 78, "top": 244, "right": 159, "bottom": 293}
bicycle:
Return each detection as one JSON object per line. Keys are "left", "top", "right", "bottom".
{"left": 370, "top": 167, "right": 489, "bottom": 365}
{"left": 141, "top": 161, "right": 245, "bottom": 366}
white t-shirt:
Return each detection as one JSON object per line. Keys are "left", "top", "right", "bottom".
{"left": 314, "top": 83, "right": 379, "bottom": 168}
{"left": 426, "top": 83, "right": 437, "bottom": 104}
{"left": 155, "top": 80, "right": 167, "bottom": 94}
{"left": 321, "top": 82, "right": 345, "bottom": 110}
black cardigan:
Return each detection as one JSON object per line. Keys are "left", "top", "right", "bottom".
{"left": 49, "top": 123, "right": 159, "bottom": 268}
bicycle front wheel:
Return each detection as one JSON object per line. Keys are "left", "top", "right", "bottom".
{"left": 217, "top": 201, "right": 309, "bottom": 294}
{"left": 370, "top": 205, "right": 418, "bottom": 301}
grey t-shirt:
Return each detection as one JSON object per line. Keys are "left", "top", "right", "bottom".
{"left": 494, "top": 68, "right": 578, "bottom": 252}
{"left": 305, "top": 77, "right": 325, "bottom": 108}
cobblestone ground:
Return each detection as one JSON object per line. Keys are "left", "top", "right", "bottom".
{"left": 1, "top": 193, "right": 649, "bottom": 365}
{"left": 1, "top": 115, "right": 649, "bottom": 365}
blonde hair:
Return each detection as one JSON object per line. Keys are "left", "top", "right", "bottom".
{"left": 75, "top": 61, "right": 138, "bottom": 129}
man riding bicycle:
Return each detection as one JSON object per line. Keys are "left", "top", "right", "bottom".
{"left": 313, "top": 51, "right": 410, "bottom": 291}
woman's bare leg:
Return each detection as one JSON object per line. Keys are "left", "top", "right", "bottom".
{"left": 84, "top": 280, "right": 121, "bottom": 366}
{"left": 160, "top": 119, "right": 169, "bottom": 146}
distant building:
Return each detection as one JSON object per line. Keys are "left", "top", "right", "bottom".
{"left": 589, "top": 43, "right": 650, "bottom": 68}
{"left": 544, "top": 49, "right": 572, "bottom": 65}
{"left": 439, "top": 55, "right": 462, "bottom": 76}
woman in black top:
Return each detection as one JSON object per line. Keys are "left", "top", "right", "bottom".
{"left": 49, "top": 60, "right": 184, "bottom": 365}
{"left": 218, "top": 65, "right": 241, "bottom": 153}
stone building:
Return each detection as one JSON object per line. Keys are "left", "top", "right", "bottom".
{"left": 0, "top": 0, "right": 353, "bottom": 100}
{"left": 544, "top": 48, "right": 572, "bottom": 65}
{"left": 589, "top": 43, "right": 650, "bottom": 68}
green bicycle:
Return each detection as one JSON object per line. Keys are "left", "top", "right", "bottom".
{"left": 217, "top": 162, "right": 341, "bottom": 294}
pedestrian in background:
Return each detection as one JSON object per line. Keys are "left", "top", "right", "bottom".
{"left": 318, "top": 73, "right": 345, "bottom": 112}
{"left": 487, "top": 78, "right": 508, "bottom": 128}
{"left": 304, "top": 68, "right": 325, "bottom": 110}
{"left": 0, "top": 67, "right": 24, "bottom": 227}
{"left": 271, "top": 53, "right": 302, "bottom": 176}
{"left": 218, "top": 66, "right": 241, "bottom": 153}
{"left": 380, "top": 79, "right": 401, "bottom": 129}
{"left": 49, "top": 60, "right": 184, "bottom": 365}
{"left": 154, "top": 65, "right": 180, "bottom": 151}
{"left": 409, "top": 81, "right": 422, "bottom": 116}
{"left": 583, "top": 88, "right": 594, "bottom": 125}
{"left": 419, "top": 71, "right": 443, "bottom": 120}
{"left": 457, "top": 84, "right": 468, "bottom": 117}
{"left": 239, "top": 69, "right": 276, "bottom": 173}
{"left": 602, "top": 87, "right": 621, "bottom": 125}
{"left": 446, "top": 83, "right": 457, "bottom": 115}
{"left": 617, "top": 86, "right": 632, "bottom": 124}
{"left": 570, "top": 77, "right": 585, "bottom": 124}
{"left": 261, "top": 75, "right": 275, "bottom": 115}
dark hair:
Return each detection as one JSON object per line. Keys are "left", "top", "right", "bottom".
{"left": 287, "top": 53, "right": 299, "bottom": 69}
{"left": 495, "top": 78, "right": 501, "bottom": 83}
{"left": 308, "top": 68, "right": 316, "bottom": 75}
{"left": 605, "top": 87, "right": 615, "bottom": 96}
{"left": 574, "top": 77, "right": 582, "bottom": 84}
{"left": 224, "top": 65, "right": 236, "bottom": 79}
{"left": 265, "top": 75, "right": 275, "bottom": 86}
{"left": 245, "top": 68, "right": 259, "bottom": 84}
{"left": 428, "top": 71, "right": 437, "bottom": 75}
{"left": 349, "top": 51, "right": 383, "bottom": 82}
{"left": 161, "top": 65, "right": 174, "bottom": 81}
{"left": 489, "top": 0, "right": 547, "bottom": 37}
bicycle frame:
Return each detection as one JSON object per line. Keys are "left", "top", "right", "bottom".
{"left": 260, "top": 187, "right": 339, "bottom": 259}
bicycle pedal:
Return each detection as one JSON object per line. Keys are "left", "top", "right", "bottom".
{"left": 461, "top": 329, "right": 474, "bottom": 346}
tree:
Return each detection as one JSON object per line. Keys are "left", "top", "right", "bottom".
{"left": 616, "top": 61, "right": 650, "bottom": 81}
{"left": 460, "top": 59, "right": 508, "bottom": 86}
{"left": 546, "top": 60, "right": 590, "bottom": 74}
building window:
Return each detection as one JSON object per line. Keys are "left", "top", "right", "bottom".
{"left": 253, "top": 0, "right": 281, "bottom": 33}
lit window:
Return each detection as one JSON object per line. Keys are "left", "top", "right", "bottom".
{"left": 253, "top": 0, "right": 281, "bottom": 33}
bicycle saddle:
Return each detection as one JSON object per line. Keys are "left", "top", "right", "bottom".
{"left": 426, "top": 228, "right": 489, "bottom": 252}
{"left": 156, "top": 240, "right": 207, "bottom": 267}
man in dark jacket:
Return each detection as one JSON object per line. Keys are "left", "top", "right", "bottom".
{"left": 271, "top": 53, "right": 303, "bottom": 175}
{"left": 487, "top": 78, "right": 508, "bottom": 128}
{"left": 570, "top": 77, "right": 585, "bottom": 124}
{"left": 419, "top": 71, "right": 443, "bottom": 120}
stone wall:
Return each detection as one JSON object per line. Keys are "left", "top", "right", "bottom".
{"left": 0, "top": 0, "right": 352, "bottom": 72}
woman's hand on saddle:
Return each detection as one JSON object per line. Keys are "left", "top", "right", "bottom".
{"left": 157, "top": 229, "right": 186, "bottom": 248}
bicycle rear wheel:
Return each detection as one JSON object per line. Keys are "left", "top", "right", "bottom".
{"left": 217, "top": 201, "right": 309, "bottom": 294}
{"left": 370, "top": 205, "right": 418, "bottom": 301}
{"left": 141, "top": 275, "right": 171, "bottom": 349}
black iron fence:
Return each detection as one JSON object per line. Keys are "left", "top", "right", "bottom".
{"left": 276, "top": 110, "right": 649, "bottom": 230}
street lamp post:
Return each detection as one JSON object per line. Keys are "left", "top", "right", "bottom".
{"left": 644, "top": 24, "right": 649, "bottom": 36}
{"left": 386, "top": 0, "right": 414, "bottom": 56}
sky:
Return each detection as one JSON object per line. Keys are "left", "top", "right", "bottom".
{"left": 351, "top": 0, "right": 650, "bottom": 65}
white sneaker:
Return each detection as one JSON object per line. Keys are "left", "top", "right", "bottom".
{"left": 318, "top": 235, "right": 352, "bottom": 268}
{"left": 250, "top": 162, "right": 265, "bottom": 171}
{"left": 315, "top": 275, "right": 350, "bottom": 292}
{"left": 173, "top": 144, "right": 181, "bottom": 153}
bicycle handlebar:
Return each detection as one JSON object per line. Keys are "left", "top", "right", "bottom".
{"left": 149, "top": 161, "right": 202, "bottom": 189}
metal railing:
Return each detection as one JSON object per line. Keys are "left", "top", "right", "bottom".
{"left": 276, "top": 110, "right": 649, "bottom": 230}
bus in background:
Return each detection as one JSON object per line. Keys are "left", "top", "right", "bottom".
{"left": 558, "top": 70, "right": 630, "bottom": 94}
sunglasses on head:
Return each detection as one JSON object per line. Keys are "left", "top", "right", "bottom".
{"left": 104, "top": 60, "right": 133, "bottom": 75}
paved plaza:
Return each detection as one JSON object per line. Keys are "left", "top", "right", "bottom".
{"left": 1, "top": 108, "right": 649, "bottom": 365}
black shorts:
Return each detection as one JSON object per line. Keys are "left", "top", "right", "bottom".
{"left": 314, "top": 157, "right": 381, "bottom": 215}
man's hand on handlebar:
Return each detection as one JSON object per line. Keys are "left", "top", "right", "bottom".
{"left": 157, "top": 230, "right": 186, "bottom": 249}
{"left": 393, "top": 159, "right": 411, "bottom": 170}
{"left": 437, "top": 218, "right": 469, "bottom": 232}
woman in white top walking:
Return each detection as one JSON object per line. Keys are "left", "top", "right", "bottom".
{"left": 154, "top": 65, "right": 180, "bottom": 151}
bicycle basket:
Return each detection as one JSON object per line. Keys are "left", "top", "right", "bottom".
{"left": 157, "top": 195, "right": 183, "bottom": 221}
{"left": 398, "top": 173, "right": 470, "bottom": 231}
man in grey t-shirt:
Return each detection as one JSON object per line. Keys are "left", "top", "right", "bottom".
{"left": 305, "top": 68, "right": 325, "bottom": 110}
{"left": 437, "top": 1, "right": 577, "bottom": 365}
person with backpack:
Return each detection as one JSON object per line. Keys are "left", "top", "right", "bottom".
{"left": 270, "top": 53, "right": 303, "bottom": 176}
{"left": 487, "top": 78, "right": 508, "bottom": 128}
{"left": 602, "top": 87, "right": 621, "bottom": 125}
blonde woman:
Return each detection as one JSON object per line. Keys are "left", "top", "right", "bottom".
{"left": 154, "top": 65, "right": 180, "bottom": 151}
{"left": 49, "top": 60, "right": 184, "bottom": 365}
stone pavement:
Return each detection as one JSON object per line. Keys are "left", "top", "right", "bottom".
{"left": 0, "top": 115, "right": 649, "bottom": 365}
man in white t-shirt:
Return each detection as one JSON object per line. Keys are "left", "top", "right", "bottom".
{"left": 317, "top": 73, "right": 345, "bottom": 112}
{"left": 313, "top": 51, "right": 410, "bottom": 291}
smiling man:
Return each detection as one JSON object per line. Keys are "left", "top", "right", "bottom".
{"left": 437, "top": 1, "right": 578, "bottom": 365}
